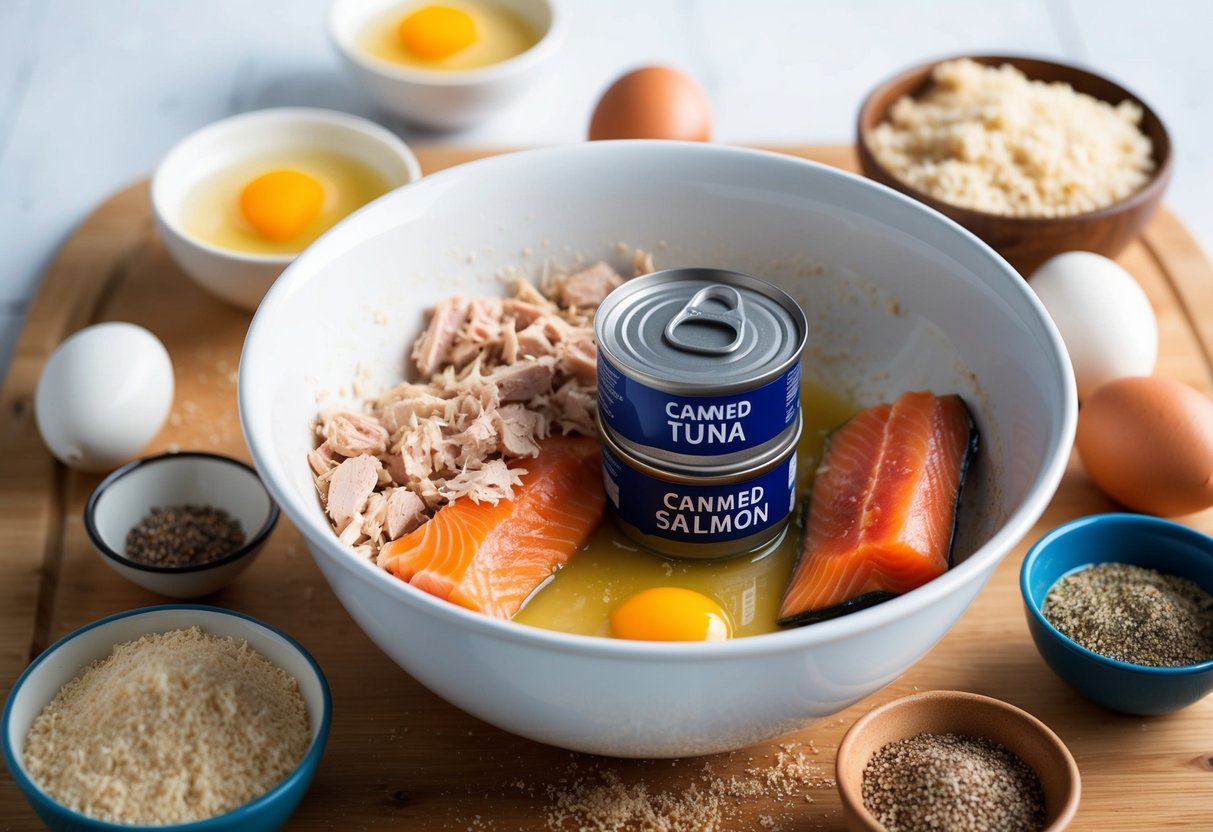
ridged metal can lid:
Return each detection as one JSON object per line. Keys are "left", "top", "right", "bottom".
{"left": 594, "top": 268, "right": 807, "bottom": 396}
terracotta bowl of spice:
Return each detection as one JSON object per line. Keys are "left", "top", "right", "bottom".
{"left": 856, "top": 55, "right": 1172, "bottom": 276}
{"left": 84, "top": 451, "right": 280, "bottom": 599}
{"left": 836, "top": 690, "right": 1081, "bottom": 832}
{"left": 1021, "top": 513, "right": 1213, "bottom": 715}
{"left": 1, "top": 605, "right": 330, "bottom": 830}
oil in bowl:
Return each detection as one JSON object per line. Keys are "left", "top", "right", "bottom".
{"left": 180, "top": 148, "right": 396, "bottom": 256}
{"left": 513, "top": 381, "right": 857, "bottom": 639}
{"left": 359, "top": 1, "right": 541, "bottom": 72}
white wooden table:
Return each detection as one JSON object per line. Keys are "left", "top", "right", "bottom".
{"left": 2, "top": 0, "right": 1210, "bottom": 379}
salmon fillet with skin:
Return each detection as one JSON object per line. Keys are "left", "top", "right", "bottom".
{"left": 378, "top": 436, "right": 605, "bottom": 619}
{"left": 778, "top": 391, "right": 977, "bottom": 626}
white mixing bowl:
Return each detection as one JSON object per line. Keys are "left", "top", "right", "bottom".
{"left": 239, "top": 142, "right": 1076, "bottom": 758}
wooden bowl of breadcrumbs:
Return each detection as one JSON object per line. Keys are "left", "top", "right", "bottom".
{"left": 857, "top": 55, "right": 1172, "bottom": 276}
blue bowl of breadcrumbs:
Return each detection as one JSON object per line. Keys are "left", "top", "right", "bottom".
{"left": 2, "top": 605, "right": 331, "bottom": 831}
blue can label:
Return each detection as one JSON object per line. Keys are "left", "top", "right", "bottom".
{"left": 602, "top": 445, "right": 797, "bottom": 543}
{"left": 598, "top": 355, "right": 801, "bottom": 457}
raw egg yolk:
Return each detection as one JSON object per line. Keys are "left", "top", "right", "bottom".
{"left": 398, "top": 5, "right": 477, "bottom": 60}
{"left": 610, "top": 587, "right": 733, "bottom": 642}
{"left": 238, "top": 169, "right": 324, "bottom": 242}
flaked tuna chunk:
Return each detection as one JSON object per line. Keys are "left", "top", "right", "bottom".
{"left": 338, "top": 513, "right": 366, "bottom": 546}
{"left": 560, "top": 261, "right": 623, "bottom": 309}
{"left": 308, "top": 440, "right": 339, "bottom": 476}
{"left": 516, "top": 321, "right": 555, "bottom": 358}
{"left": 444, "top": 458, "right": 525, "bottom": 505}
{"left": 465, "top": 297, "right": 504, "bottom": 342}
{"left": 379, "top": 392, "right": 453, "bottom": 434}
{"left": 412, "top": 295, "right": 470, "bottom": 377}
{"left": 559, "top": 334, "right": 598, "bottom": 384}
{"left": 356, "top": 491, "right": 390, "bottom": 544}
{"left": 449, "top": 409, "right": 498, "bottom": 466}
{"left": 501, "top": 317, "right": 519, "bottom": 364}
{"left": 501, "top": 300, "right": 548, "bottom": 329}
{"left": 551, "top": 380, "right": 598, "bottom": 437}
{"left": 397, "top": 417, "right": 452, "bottom": 480}
{"left": 512, "top": 278, "right": 557, "bottom": 310}
{"left": 324, "top": 410, "right": 390, "bottom": 457}
{"left": 494, "top": 403, "right": 547, "bottom": 457}
{"left": 314, "top": 466, "right": 336, "bottom": 500}
{"left": 327, "top": 454, "right": 382, "bottom": 530}
{"left": 387, "top": 488, "right": 427, "bottom": 539}
{"left": 489, "top": 357, "right": 555, "bottom": 401}
{"left": 379, "top": 450, "right": 409, "bottom": 486}
{"left": 449, "top": 339, "right": 484, "bottom": 369}
{"left": 540, "top": 313, "right": 575, "bottom": 343}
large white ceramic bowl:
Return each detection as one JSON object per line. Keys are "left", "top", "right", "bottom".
{"left": 240, "top": 142, "right": 1077, "bottom": 758}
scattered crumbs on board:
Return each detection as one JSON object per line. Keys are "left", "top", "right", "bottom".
{"left": 164, "top": 360, "right": 242, "bottom": 448}
{"left": 441, "top": 741, "right": 835, "bottom": 831}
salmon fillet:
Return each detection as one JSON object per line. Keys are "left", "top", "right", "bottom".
{"left": 379, "top": 436, "right": 605, "bottom": 619}
{"left": 779, "top": 391, "right": 977, "bottom": 625}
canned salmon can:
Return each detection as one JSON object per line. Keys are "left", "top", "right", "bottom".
{"left": 595, "top": 268, "right": 807, "bottom": 469}
{"left": 599, "top": 413, "right": 801, "bottom": 560}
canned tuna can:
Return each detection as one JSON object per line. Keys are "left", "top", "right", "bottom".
{"left": 599, "top": 414, "right": 801, "bottom": 560}
{"left": 595, "top": 267, "right": 807, "bottom": 469}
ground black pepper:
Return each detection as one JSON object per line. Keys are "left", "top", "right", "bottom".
{"left": 1042, "top": 562, "right": 1213, "bottom": 667}
{"left": 124, "top": 504, "right": 245, "bottom": 567}
{"left": 862, "top": 732, "right": 1045, "bottom": 832}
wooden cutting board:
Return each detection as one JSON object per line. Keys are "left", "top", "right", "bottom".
{"left": 2, "top": 146, "right": 1212, "bottom": 831}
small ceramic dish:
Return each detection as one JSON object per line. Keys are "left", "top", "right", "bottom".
{"left": 328, "top": 0, "right": 563, "bottom": 130}
{"left": 836, "top": 690, "right": 1081, "bottom": 832}
{"left": 856, "top": 54, "right": 1172, "bottom": 276}
{"left": 85, "top": 451, "right": 279, "bottom": 599}
{"left": 151, "top": 107, "right": 421, "bottom": 311}
{"left": 2, "top": 605, "right": 331, "bottom": 832}
{"left": 1021, "top": 513, "right": 1213, "bottom": 715}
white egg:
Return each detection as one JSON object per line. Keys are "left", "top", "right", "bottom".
{"left": 35, "top": 323, "right": 175, "bottom": 471}
{"left": 1029, "top": 251, "right": 1158, "bottom": 401}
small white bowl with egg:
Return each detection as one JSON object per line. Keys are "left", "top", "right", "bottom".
{"left": 329, "top": 0, "right": 563, "bottom": 129}
{"left": 151, "top": 107, "right": 421, "bottom": 312}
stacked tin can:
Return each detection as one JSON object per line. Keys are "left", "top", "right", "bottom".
{"left": 594, "top": 268, "right": 808, "bottom": 560}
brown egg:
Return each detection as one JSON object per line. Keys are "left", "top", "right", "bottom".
{"left": 1076, "top": 376, "right": 1213, "bottom": 516}
{"left": 588, "top": 66, "right": 712, "bottom": 141}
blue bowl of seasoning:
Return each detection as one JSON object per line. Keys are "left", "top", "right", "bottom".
{"left": 2, "top": 605, "right": 331, "bottom": 831}
{"left": 1021, "top": 513, "right": 1213, "bottom": 715}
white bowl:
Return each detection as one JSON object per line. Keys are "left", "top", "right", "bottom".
{"left": 151, "top": 107, "right": 421, "bottom": 311}
{"left": 239, "top": 142, "right": 1077, "bottom": 758}
{"left": 2, "top": 605, "right": 330, "bottom": 830}
{"left": 85, "top": 452, "right": 280, "bottom": 599}
{"left": 329, "top": 0, "right": 563, "bottom": 130}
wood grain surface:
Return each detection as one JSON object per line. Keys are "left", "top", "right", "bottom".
{"left": 2, "top": 146, "right": 1211, "bottom": 831}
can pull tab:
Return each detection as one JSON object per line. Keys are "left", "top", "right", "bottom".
{"left": 663, "top": 285, "right": 746, "bottom": 355}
